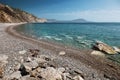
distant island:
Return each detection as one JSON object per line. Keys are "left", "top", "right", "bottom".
{"left": 47, "top": 18, "right": 90, "bottom": 23}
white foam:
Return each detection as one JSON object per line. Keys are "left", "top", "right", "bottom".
{"left": 44, "top": 36, "right": 52, "bottom": 39}
{"left": 54, "top": 37, "right": 62, "bottom": 41}
{"left": 77, "top": 36, "right": 85, "bottom": 39}
{"left": 65, "top": 35, "right": 73, "bottom": 39}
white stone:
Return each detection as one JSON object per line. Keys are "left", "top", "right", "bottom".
{"left": 23, "top": 60, "right": 38, "bottom": 71}
{"left": 0, "top": 54, "right": 8, "bottom": 61}
{"left": 59, "top": 51, "right": 66, "bottom": 56}
{"left": 57, "top": 67, "right": 65, "bottom": 73}
{"left": 26, "top": 57, "right": 32, "bottom": 62}
{"left": 19, "top": 50, "right": 27, "bottom": 54}
{"left": 73, "top": 75, "right": 84, "bottom": 80}
{"left": 91, "top": 50, "right": 105, "bottom": 57}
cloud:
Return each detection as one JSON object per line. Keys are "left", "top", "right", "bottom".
{"left": 44, "top": 10, "right": 120, "bottom": 22}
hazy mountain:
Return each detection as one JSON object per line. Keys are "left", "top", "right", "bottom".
{"left": 0, "top": 3, "right": 47, "bottom": 23}
{"left": 72, "top": 19, "right": 88, "bottom": 22}
{"left": 47, "top": 18, "right": 89, "bottom": 23}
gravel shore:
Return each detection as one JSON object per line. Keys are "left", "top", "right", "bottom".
{"left": 0, "top": 23, "right": 120, "bottom": 80}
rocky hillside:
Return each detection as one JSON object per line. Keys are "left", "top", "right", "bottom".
{"left": 0, "top": 3, "right": 47, "bottom": 23}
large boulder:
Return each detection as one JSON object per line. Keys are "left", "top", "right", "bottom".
{"left": 93, "top": 41, "right": 117, "bottom": 54}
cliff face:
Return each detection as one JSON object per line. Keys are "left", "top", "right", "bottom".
{"left": 0, "top": 3, "right": 47, "bottom": 23}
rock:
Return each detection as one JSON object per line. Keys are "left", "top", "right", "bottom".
{"left": 113, "top": 46, "right": 120, "bottom": 53}
{"left": 19, "top": 64, "right": 29, "bottom": 76}
{"left": 91, "top": 50, "right": 105, "bottom": 57}
{"left": 0, "top": 66, "right": 4, "bottom": 78}
{"left": 19, "top": 56, "right": 24, "bottom": 63}
{"left": 19, "top": 75, "right": 30, "bottom": 80}
{"left": 20, "top": 75, "right": 36, "bottom": 80}
{"left": 62, "top": 73, "right": 71, "bottom": 80}
{"left": 19, "top": 50, "right": 27, "bottom": 54}
{"left": 14, "top": 63, "right": 21, "bottom": 71}
{"left": 29, "top": 49, "right": 40, "bottom": 57}
{"left": 23, "top": 60, "right": 38, "bottom": 71}
{"left": 40, "top": 67, "right": 62, "bottom": 80}
{"left": 36, "top": 67, "right": 41, "bottom": 73}
{"left": 40, "top": 55, "right": 51, "bottom": 61}
{"left": 26, "top": 57, "right": 32, "bottom": 62}
{"left": 10, "top": 71, "right": 22, "bottom": 79}
{"left": 59, "top": 51, "right": 66, "bottom": 56}
{"left": 34, "top": 58, "right": 47, "bottom": 64}
{"left": 30, "top": 69, "right": 38, "bottom": 77}
{"left": 73, "top": 75, "right": 84, "bottom": 80}
{"left": 57, "top": 67, "right": 65, "bottom": 73}
{"left": 0, "top": 54, "right": 8, "bottom": 63}
{"left": 0, "top": 54, "right": 8, "bottom": 78}
{"left": 94, "top": 41, "right": 117, "bottom": 54}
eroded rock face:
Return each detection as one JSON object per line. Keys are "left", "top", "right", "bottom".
{"left": 0, "top": 3, "right": 47, "bottom": 23}
{"left": 94, "top": 41, "right": 117, "bottom": 54}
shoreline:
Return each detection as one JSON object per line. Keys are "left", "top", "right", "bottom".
{"left": 2, "top": 23, "right": 120, "bottom": 79}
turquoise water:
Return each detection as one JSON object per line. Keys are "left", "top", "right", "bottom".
{"left": 16, "top": 23, "right": 120, "bottom": 49}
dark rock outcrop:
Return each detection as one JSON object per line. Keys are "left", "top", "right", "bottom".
{"left": 0, "top": 3, "right": 47, "bottom": 23}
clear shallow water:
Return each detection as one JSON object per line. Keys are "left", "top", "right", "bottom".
{"left": 16, "top": 23, "right": 120, "bottom": 49}
{"left": 15, "top": 23, "right": 120, "bottom": 64}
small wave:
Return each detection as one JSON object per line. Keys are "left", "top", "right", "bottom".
{"left": 65, "top": 35, "right": 73, "bottom": 39}
{"left": 76, "top": 38, "right": 93, "bottom": 48}
{"left": 44, "top": 36, "right": 52, "bottom": 39}
{"left": 76, "top": 36, "right": 85, "bottom": 39}
{"left": 59, "top": 34, "right": 73, "bottom": 39}
{"left": 54, "top": 37, "right": 62, "bottom": 41}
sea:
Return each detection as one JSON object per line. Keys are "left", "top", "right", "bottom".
{"left": 16, "top": 23, "right": 120, "bottom": 63}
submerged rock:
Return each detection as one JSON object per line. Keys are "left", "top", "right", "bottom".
{"left": 93, "top": 41, "right": 117, "bottom": 54}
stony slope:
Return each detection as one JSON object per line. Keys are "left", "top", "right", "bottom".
{"left": 0, "top": 3, "right": 47, "bottom": 23}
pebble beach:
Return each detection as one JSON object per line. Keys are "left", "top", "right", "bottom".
{"left": 0, "top": 23, "right": 120, "bottom": 80}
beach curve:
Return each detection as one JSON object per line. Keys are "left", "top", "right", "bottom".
{"left": 3, "top": 23, "right": 120, "bottom": 79}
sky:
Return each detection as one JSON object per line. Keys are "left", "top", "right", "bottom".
{"left": 0, "top": 0, "right": 120, "bottom": 22}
